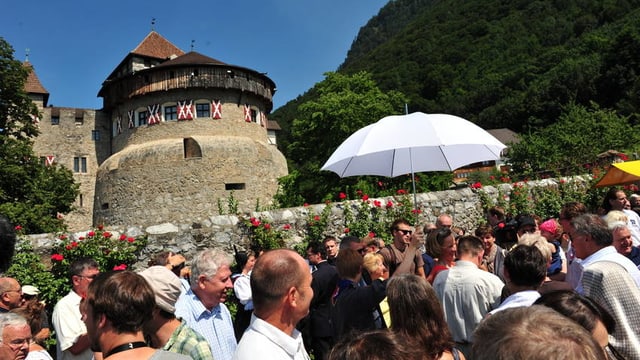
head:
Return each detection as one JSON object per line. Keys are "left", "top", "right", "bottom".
{"left": 20, "top": 286, "right": 39, "bottom": 303}
{"left": 234, "top": 249, "right": 256, "bottom": 274}
{"left": 436, "top": 214, "right": 453, "bottom": 229}
{"left": 362, "top": 253, "right": 386, "bottom": 280}
{"left": 487, "top": 206, "right": 505, "bottom": 226}
{"left": 609, "top": 221, "right": 633, "bottom": 256}
{"left": 10, "top": 301, "right": 45, "bottom": 346}
{"left": 503, "top": 245, "right": 547, "bottom": 290}
{"left": 387, "top": 274, "right": 453, "bottom": 357}
{"left": 0, "top": 313, "right": 30, "bottom": 360}
{"left": 455, "top": 235, "right": 484, "bottom": 264}
{"left": 139, "top": 265, "right": 182, "bottom": 321}
{"left": 559, "top": 202, "right": 587, "bottom": 233}
{"left": 323, "top": 236, "right": 339, "bottom": 258}
{"left": 339, "top": 236, "right": 365, "bottom": 255}
{"left": 516, "top": 215, "right": 537, "bottom": 237}
{"left": 602, "top": 188, "right": 628, "bottom": 212}
{"left": 475, "top": 224, "right": 496, "bottom": 253}
{"left": 327, "top": 330, "right": 410, "bottom": 360}
{"left": 473, "top": 306, "right": 606, "bottom": 360}
{"left": 0, "top": 278, "right": 23, "bottom": 311}
{"left": 190, "top": 249, "right": 233, "bottom": 309}
{"left": 630, "top": 193, "right": 640, "bottom": 207}
{"left": 424, "top": 228, "right": 455, "bottom": 260}
{"left": 534, "top": 290, "right": 616, "bottom": 353}
{"left": 538, "top": 219, "right": 561, "bottom": 241}
{"left": 306, "top": 241, "right": 327, "bottom": 265}
{"left": 336, "top": 249, "right": 363, "bottom": 280}
{"left": 83, "top": 271, "right": 155, "bottom": 352}
{"left": 0, "top": 215, "right": 17, "bottom": 274}
{"left": 69, "top": 258, "right": 100, "bottom": 298}
{"left": 364, "top": 238, "right": 382, "bottom": 254}
{"left": 517, "top": 233, "right": 553, "bottom": 263}
{"left": 250, "top": 249, "right": 313, "bottom": 325}
{"left": 570, "top": 214, "right": 613, "bottom": 260}
{"left": 390, "top": 219, "right": 414, "bottom": 246}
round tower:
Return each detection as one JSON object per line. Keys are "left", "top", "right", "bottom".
{"left": 93, "top": 32, "right": 287, "bottom": 227}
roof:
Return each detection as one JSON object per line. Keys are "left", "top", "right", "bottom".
{"left": 267, "top": 120, "right": 281, "bottom": 131}
{"left": 131, "top": 31, "right": 184, "bottom": 59}
{"left": 155, "top": 51, "right": 227, "bottom": 67}
{"left": 23, "top": 61, "right": 49, "bottom": 94}
{"left": 487, "top": 128, "right": 519, "bottom": 145}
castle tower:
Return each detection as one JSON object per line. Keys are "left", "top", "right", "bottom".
{"left": 93, "top": 31, "right": 287, "bottom": 227}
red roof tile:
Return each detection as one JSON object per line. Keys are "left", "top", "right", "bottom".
{"left": 131, "top": 31, "right": 184, "bottom": 59}
{"left": 23, "top": 61, "right": 49, "bottom": 95}
{"left": 155, "top": 51, "right": 227, "bottom": 67}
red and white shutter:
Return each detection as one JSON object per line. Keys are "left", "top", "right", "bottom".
{"left": 244, "top": 104, "right": 252, "bottom": 122}
{"left": 127, "top": 110, "right": 135, "bottom": 128}
{"left": 212, "top": 100, "right": 222, "bottom": 119}
{"left": 116, "top": 115, "right": 122, "bottom": 134}
{"left": 178, "top": 100, "right": 194, "bottom": 121}
{"left": 147, "top": 104, "right": 161, "bottom": 125}
{"left": 45, "top": 155, "right": 55, "bottom": 166}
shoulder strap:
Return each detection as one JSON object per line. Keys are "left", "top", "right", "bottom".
{"left": 384, "top": 244, "right": 398, "bottom": 275}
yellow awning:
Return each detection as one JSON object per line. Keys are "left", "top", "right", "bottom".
{"left": 594, "top": 160, "right": 640, "bottom": 187}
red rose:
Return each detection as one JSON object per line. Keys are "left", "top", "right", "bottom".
{"left": 78, "top": 236, "right": 85, "bottom": 240}
{"left": 314, "top": 215, "right": 320, "bottom": 221}
{"left": 59, "top": 234, "right": 67, "bottom": 240}
{"left": 339, "top": 192, "right": 347, "bottom": 200}
{"left": 498, "top": 223, "right": 505, "bottom": 229}
{"left": 373, "top": 200, "right": 381, "bottom": 207}
{"left": 386, "top": 201, "right": 393, "bottom": 208}
{"left": 283, "top": 224, "right": 291, "bottom": 230}
{"left": 113, "top": 264, "right": 127, "bottom": 271}
{"left": 303, "top": 203, "right": 309, "bottom": 207}
{"left": 397, "top": 189, "right": 407, "bottom": 195}
{"left": 71, "top": 241, "right": 78, "bottom": 248}
{"left": 119, "top": 234, "right": 127, "bottom": 241}
{"left": 51, "top": 254, "right": 64, "bottom": 261}
{"left": 103, "top": 231, "right": 112, "bottom": 238}
{"left": 344, "top": 228, "right": 350, "bottom": 233}
{"left": 65, "top": 245, "right": 72, "bottom": 250}
{"left": 97, "top": 225, "right": 104, "bottom": 231}
{"left": 127, "top": 237, "right": 135, "bottom": 243}
{"left": 88, "top": 231, "right": 95, "bottom": 237}
{"left": 14, "top": 225, "right": 22, "bottom": 231}
{"left": 264, "top": 223, "right": 271, "bottom": 230}
{"left": 368, "top": 232, "right": 375, "bottom": 238}
{"left": 362, "top": 194, "right": 369, "bottom": 201}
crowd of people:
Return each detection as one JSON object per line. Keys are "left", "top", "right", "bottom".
{"left": 1, "top": 186, "right": 640, "bottom": 359}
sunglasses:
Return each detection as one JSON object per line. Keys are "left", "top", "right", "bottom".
{"left": 396, "top": 229, "right": 413, "bottom": 235}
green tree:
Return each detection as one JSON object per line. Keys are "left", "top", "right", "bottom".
{"left": 0, "top": 37, "right": 79, "bottom": 233}
{"left": 508, "top": 103, "right": 640, "bottom": 179}
{"left": 278, "top": 71, "right": 407, "bottom": 205}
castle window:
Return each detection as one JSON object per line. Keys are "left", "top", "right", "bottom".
{"left": 183, "top": 138, "right": 202, "bottom": 159}
{"left": 101, "top": 203, "right": 109, "bottom": 210}
{"left": 75, "top": 109, "right": 84, "bottom": 125}
{"left": 51, "top": 116, "right": 60, "bottom": 125}
{"left": 250, "top": 109, "right": 257, "bottom": 123}
{"left": 78, "top": 193, "right": 83, "bottom": 208}
{"left": 73, "top": 157, "right": 87, "bottom": 173}
{"left": 91, "top": 130, "right": 100, "bottom": 141}
{"left": 225, "top": 183, "right": 245, "bottom": 190}
{"left": 138, "top": 111, "right": 148, "bottom": 126}
{"left": 196, "top": 103, "right": 210, "bottom": 118}
{"left": 164, "top": 106, "right": 177, "bottom": 121}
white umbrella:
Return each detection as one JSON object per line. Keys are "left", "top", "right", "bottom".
{"left": 321, "top": 112, "right": 507, "bottom": 206}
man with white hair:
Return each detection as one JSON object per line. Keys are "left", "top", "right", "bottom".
{"left": 609, "top": 221, "right": 640, "bottom": 266}
{"left": 175, "top": 249, "right": 236, "bottom": 360}
{"left": 0, "top": 313, "right": 31, "bottom": 360}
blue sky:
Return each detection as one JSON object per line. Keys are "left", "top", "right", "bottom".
{"left": 2, "top": 1, "right": 387, "bottom": 110}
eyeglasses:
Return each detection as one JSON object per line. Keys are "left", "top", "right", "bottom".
{"left": 76, "top": 274, "right": 98, "bottom": 280}
{"left": 396, "top": 229, "right": 413, "bottom": 235}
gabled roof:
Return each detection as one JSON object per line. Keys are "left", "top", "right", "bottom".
{"left": 487, "top": 128, "right": 519, "bottom": 145}
{"left": 131, "top": 31, "right": 184, "bottom": 59}
{"left": 155, "top": 51, "right": 227, "bottom": 67}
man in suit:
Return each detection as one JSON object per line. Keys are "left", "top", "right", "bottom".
{"left": 306, "top": 242, "right": 339, "bottom": 360}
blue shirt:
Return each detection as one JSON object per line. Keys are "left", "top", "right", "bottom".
{"left": 175, "top": 288, "right": 237, "bottom": 360}
{"left": 627, "top": 246, "right": 640, "bottom": 266}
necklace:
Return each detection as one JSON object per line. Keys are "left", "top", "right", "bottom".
{"left": 105, "top": 341, "right": 147, "bottom": 358}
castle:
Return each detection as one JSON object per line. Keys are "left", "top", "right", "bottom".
{"left": 25, "top": 31, "right": 288, "bottom": 231}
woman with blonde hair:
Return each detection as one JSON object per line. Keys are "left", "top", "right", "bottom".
{"left": 363, "top": 252, "right": 390, "bottom": 326}
{"left": 387, "top": 274, "right": 464, "bottom": 360}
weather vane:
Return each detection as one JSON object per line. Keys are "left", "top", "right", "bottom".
{"left": 151, "top": 18, "right": 156, "bottom": 31}
{"left": 191, "top": 40, "right": 195, "bottom": 51}
{"left": 25, "top": 48, "right": 30, "bottom": 61}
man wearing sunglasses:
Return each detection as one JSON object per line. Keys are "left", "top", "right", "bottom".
{"left": 52, "top": 258, "right": 100, "bottom": 360}
{"left": 379, "top": 219, "right": 425, "bottom": 278}
{"left": 0, "top": 278, "right": 24, "bottom": 313}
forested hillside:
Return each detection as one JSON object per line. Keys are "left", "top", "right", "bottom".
{"left": 270, "top": 0, "right": 640, "bottom": 205}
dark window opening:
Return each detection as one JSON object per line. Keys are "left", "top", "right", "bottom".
{"left": 101, "top": 203, "right": 109, "bottom": 210}
{"left": 138, "top": 111, "right": 148, "bottom": 126}
{"left": 51, "top": 116, "right": 60, "bottom": 125}
{"left": 196, "top": 103, "right": 210, "bottom": 118}
{"left": 184, "top": 138, "right": 202, "bottom": 158}
{"left": 250, "top": 109, "right": 257, "bottom": 123}
{"left": 165, "top": 106, "right": 177, "bottom": 121}
{"left": 91, "top": 130, "right": 100, "bottom": 141}
{"left": 79, "top": 194, "right": 83, "bottom": 208}
{"left": 225, "top": 183, "right": 245, "bottom": 190}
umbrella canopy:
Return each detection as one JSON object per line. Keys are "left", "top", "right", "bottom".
{"left": 594, "top": 160, "right": 640, "bottom": 187}
{"left": 321, "top": 112, "right": 507, "bottom": 178}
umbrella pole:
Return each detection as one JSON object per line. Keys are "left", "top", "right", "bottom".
{"left": 410, "top": 149, "right": 418, "bottom": 222}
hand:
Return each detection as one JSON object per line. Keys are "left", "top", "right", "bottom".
{"left": 410, "top": 228, "right": 424, "bottom": 248}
